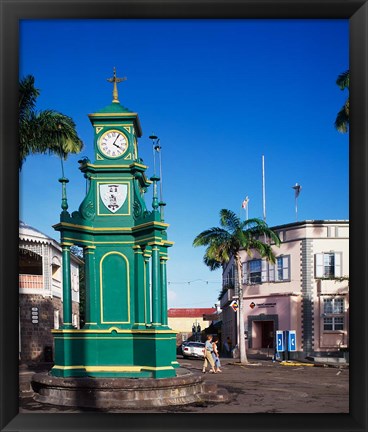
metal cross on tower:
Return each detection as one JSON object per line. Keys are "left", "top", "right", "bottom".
{"left": 107, "top": 67, "right": 127, "bottom": 103}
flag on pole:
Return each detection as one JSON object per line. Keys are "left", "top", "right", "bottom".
{"left": 292, "top": 183, "right": 302, "bottom": 198}
{"left": 242, "top": 196, "right": 249, "bottom": 209}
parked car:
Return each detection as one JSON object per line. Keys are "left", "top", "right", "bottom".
{"left": 181, "top": 341, "right": 205, "bottom": 359}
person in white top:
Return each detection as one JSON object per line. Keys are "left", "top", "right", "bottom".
{"left": 202, "top": 334, "right": 216, "bottom": 374}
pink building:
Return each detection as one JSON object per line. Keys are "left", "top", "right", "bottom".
{"left": 220, "top": 220, "right": 349, "bottom": 361}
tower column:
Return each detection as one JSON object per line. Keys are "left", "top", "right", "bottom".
{"left": 144, "top": 248, "right": 152, "bottom": 325}
{"left": 134, "top": 246, "right": 145, "bottom": 326}
{"left": 160, "top": 256, "right": 168, "bottom": 326}
{"left": 61, "top": 244, "right": 73, "bottom": 329}
{"left": 151, "top": 245, "right": 161, "bottom": 326}
{"left": 84, "top": 245, "right": 97, "bottom": 327}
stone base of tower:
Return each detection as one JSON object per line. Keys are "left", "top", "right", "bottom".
{"left": 31, "top": 368, "right": 230, "bottom": 409}
{"left": 50, "top": 327, "right": 179, "bottom": 379}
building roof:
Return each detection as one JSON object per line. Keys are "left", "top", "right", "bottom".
{"left": 168, "top": 308, "right": 216, "bottom": 318}
{"left": 19, "top": 220, "right": 58, "bottom": 245}
{"left": 271, "top": 219, "right": 349, "bottom": 231}
{"left": 88, "top": 102, "right": 142, "bottom": 137}
{"left": 19, "top": 221, "right": 83, "bottom": 264}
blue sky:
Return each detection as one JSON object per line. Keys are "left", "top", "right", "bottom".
{"left": 19, "top": 19, "right": 349, "bottom": 308}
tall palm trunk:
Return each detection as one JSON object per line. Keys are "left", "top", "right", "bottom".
{"left": 235, "top": 252, "right": 248, "bottom": 364}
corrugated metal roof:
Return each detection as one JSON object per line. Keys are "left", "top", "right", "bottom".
{"left": 19, "top": 221, "right": 83, "bottom": 264}
{"left": 19, "top": 220, "right": 56, "bottom": 245}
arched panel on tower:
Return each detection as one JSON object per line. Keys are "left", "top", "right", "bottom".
{"left": 100, "top": 252, "right": 130, "bottom": 324}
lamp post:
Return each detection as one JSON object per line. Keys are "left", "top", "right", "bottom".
{"left": 57, "top": 124, "right": 69, "bottom": 214}
{"left": 149, "top": 134, "right": 166, "bottom": 221}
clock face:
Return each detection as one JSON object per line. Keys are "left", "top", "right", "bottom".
{"left": 98, "top": 130, "right": 128, "bottom": 158}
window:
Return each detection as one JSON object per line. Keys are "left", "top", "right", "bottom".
{"left": 249, "top": 260, "right": 262, "bottom": 283}
{"left": 243, "top": 255, "right": 290, "bottom": 284}
{"left": 223, "top": 265, "right": 234, "bottom": 288}
{"left": 324, "top": 297, "right": 344, "bottom": 314}
{"left": 52, "top": 256, "right": 61, "bottom": 281}
{"left": 269, "top": 256, "right": 290, "bottom": 282}
{"left": 315, "top": 252, "right": 342, "bottom": 278}
{"left": 323, "top": 298, "right": 344, "bottom": 331}
{"left": 243, "top": 259, "right": 264, "bottom": 284}
{"left": 19, "top": 249, "right": 43, "bottom": 275}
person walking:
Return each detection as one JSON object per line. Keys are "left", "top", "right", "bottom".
{"left": 202, "top": 335, "right": 216, "bottom": 374}
{"left": 212, "top": 337, "right": 222, "bottom": 372}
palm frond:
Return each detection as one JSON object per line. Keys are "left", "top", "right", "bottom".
{"left": 334, "top": 70, "right": 349, "bottom": 134}
{"left": 203, "top": 254, "right": 223, "bottom": 271}
{"left": 19, "top": 75, "right": 83, "bottom": 169}
{"left": 19, "top": 75, "right": 40, "bottom": 121}
{"left": 334, "top": 103, "right": 349, "bottom": 133}
{"left": 336, "top": 70, "right": 349, "bottom": 90}
{"left": 248, "top": 239, "right": 277, "bottom": 264}
{"left": 193, "top": 208, "right": 280, "bottom": 272}
{"left": 219, "top": 209, "right": 241, "bottom": 233}
{"left": 242, "top": 218, "right": 281, "bottom": 247}
{"left": 193, "top": 227, "right": 229, "bottom": 247}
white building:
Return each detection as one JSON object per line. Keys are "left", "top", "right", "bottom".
{"left": 220, "top": 220, "right": 349, "bottom": 360}
{"left": 19, "top": 221, "right": 82, "bottom": 363}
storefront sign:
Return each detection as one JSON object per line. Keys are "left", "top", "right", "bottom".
{"left": 230, "top": 300, "right": 239, "bottom": 312}
{"left": 256, "top": 302, "right": 276, "bottom": 308}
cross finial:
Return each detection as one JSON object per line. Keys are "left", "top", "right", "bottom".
{"left": 107, "top": 67, "right": 127, "bottom": 103}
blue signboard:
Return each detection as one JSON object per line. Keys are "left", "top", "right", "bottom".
{"left": 288, "top": 330, "right": 297, "bottom": 352}
{"left": 276, "top": 330, "right": 285, "bottom": 352}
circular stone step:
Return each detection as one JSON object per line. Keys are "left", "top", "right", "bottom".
{"left": 31, "top": 368, "right": 207, "bottom": 409}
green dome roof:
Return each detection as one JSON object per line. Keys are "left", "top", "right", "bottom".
{"left": 96, "top": 102, "right": 133, "bottom": 114}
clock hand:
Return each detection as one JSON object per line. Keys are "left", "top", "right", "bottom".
{"left": 112, "top": 134, "right": 120, "bottom": 146}
{"left": 113, "top": 142, "right": 123, "bottom": 149}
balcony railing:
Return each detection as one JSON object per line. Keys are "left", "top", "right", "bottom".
{"left": 19, "top": 274, "right": 43, "bottom": 289}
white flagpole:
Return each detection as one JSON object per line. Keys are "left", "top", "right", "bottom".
{"left": 292, "top": 183, "right": 302, "bottom": 222}
{"left": 262, "top": 155, "right": 266, "bottom": 222}
{"left": 295, "top": 195, "right": 298, "bottom": 221}
{"left": 242, "top": 196, "right": 249, "bottom": 220}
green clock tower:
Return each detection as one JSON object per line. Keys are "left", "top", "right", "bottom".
{"left": 51, "top": 69, "right": 178, "bottom": 379}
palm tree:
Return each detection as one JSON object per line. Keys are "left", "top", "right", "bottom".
{"left": 334, "top": 69, "right": 349, "bottom": 133}
{"left": 193, "top": 209, "right": 281, "bottom": 364}
{"left": 19, "top": 75, "right": 83, "bottom": 169}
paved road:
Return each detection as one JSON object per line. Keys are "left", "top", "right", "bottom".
{"left": 19, "top": 356, "right": 349, "bottom": 414}
{"left": 174, "top": 357, "right": 349, "bottom": 414}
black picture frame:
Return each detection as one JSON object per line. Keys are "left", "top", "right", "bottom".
{"left": 1, "top": 1, "right": 367, "bottom": 431}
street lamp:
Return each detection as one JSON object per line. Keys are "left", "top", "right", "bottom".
{"left": 57, "top": 124, "right": 69, "bottom": 213}
{"left": 149, "top": 133, "right": 166, "bottom": 221}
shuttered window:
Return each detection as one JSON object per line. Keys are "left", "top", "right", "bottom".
{"left": 268, "top": 255, "right": 290, "bottom": 282}
{"left": 249, "top": 260, "right": 262, "bottom": 284}
{"left": 315, "top": 252, "right": 342, "bottom": 278}
{"left": 243, "top": 255, "right": 290, "bottom": 284}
